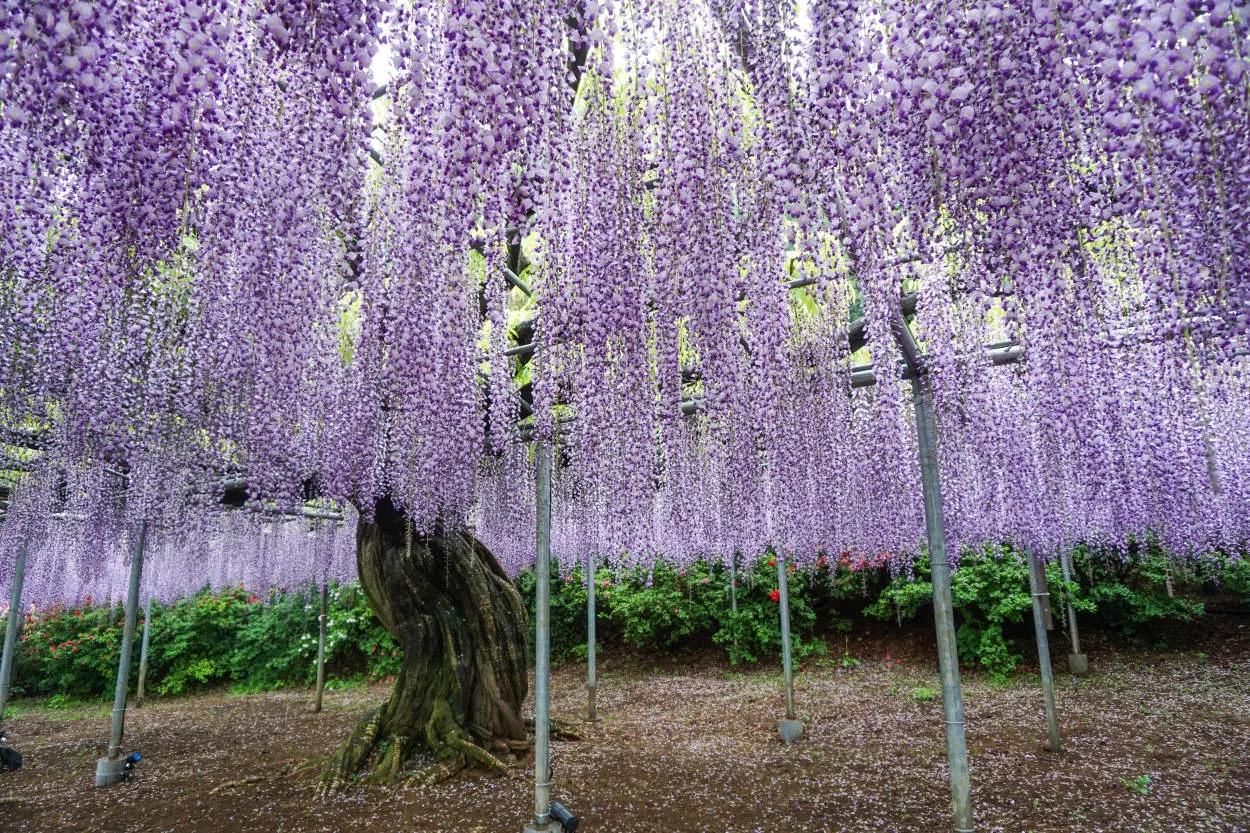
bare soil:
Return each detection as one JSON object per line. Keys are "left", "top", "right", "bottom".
{"left": 2, "top": 624, "right": 1248, "bottom": 833}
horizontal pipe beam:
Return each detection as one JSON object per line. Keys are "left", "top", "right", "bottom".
{"left": 502, "top": 267, "right": 532, "bottom": 297}
{"left": 850, "top": 342, "right": 1024, "bottom": 389}
{"left": 251, "top": 506, "right": 344, "bottom": 522}
{"left": 504, "top": 343, "right": 536, "bottom": 358}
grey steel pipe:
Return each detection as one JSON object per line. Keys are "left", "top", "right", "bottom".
{"left": 108, "top": 522, "right": 147, "bottom": 760}
{"left": 503, "top": 267, "right": 532, "bottom": 297}
{"left": 1027, "top": 553, "right": 1062, "bottom": 752}
{"left": 314, "top": 581, "right": 328, "bottom": 713}
{"left": 586, "top": 553, "right": 597, "bottom": 722}
{"left": 911, "top": 378, "right": 974, "bottom": 833}
{"left": 1058, "top": 550, "right": 1082, "bottom": 656}
{"left": 532, "top": 441, "right": 554, "bottom": 826}
{"left": 135, "top": 595, "right": 153, "bottom": 708}
{"left": 0, "top": 543, "right": 27, "bottom": 726}
{"left": 729, "top": 553, "right": 739, "bottom": 662}
{"left": 849, "top": 342, "right": 1024, "bottom": 390}
{"left": 776, "top": 550, "right": 797, "bottom": 721}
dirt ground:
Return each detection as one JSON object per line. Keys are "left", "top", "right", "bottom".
{"left": 2, "top": 623, "right": 1248, "bottom": 833}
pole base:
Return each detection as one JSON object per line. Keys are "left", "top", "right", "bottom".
{"left": 94, "top": 756, "right": 129, "bottom": 787}
{"left": 778, "top": 718, "right": 804, "bottom": 743}
{"left": 1067, "top": 653, "right": 1089, "bottom": 676}
{"left": 523, "top": 822, "right": 563, "bottom": 833}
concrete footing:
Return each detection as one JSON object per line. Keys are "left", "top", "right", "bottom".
{"left": 523, "top": 821, "right": 563, "bottom": 833}
{"left": 778, "top": 718, "right": 804, "bottom": 743}
{"left": 1068, "top": 653, "right": 1089, "bottom": 676}
{"left": 94, "top": 756, "right": 129, "bottom": 787}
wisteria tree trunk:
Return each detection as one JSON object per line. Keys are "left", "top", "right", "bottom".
{"left": 320, "top": 499, "right": 530, "bottom": 789}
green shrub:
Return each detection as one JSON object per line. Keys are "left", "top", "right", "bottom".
{"left": 712, "top": 554, "right": 819, "bottom": 665}
{"left": 7, "top": 539, "right": 1240, "bottom": 703}
{"left": 225, "top": 587, "right": 316, "bottom": 690}
{"left": 867, "top": 547, "right": 1035, "bottom": 681}
{"left": 867, "top": 541, "right": 1224, "bottom": 680}
{"left": 155, "top": 587, "right": 256, "bottom": 695}
{"left": 329, "top": 582, "right": 403, "bottom": 680}
{"left": 11, "top": 581, "right": 399, "bottom": 700}
{"left": 13, "top": 599, "right": 122, "bottom": 698}
{"left": 519, "top": 552, "right": 823, "bottom": 667}
{"left": 1071, "top": 543, "right": 1204, "bottom": 633}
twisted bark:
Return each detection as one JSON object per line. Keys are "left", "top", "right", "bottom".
{"left": 321, "top": 499, "right": 529, "bottom": 789}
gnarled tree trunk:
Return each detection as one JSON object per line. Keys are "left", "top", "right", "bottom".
{"left": 321, "top": 499, "right": 530, "bottom": 789}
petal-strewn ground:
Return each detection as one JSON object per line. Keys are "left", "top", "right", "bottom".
{"left": 3, "top": 625, "right": 1247, "bottom": 832}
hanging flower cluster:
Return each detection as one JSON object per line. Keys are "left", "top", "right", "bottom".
{"left": 481, "top": 0, "right": 1250, "bottom": 572}
{"left": 1, "top": 0, "right": 1247, "bottom": 606}
{"left": 0, "top": 488, "right": 356, "bottom": 610}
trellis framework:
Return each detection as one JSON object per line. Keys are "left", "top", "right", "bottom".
{"left": 1, "top": 1, "right": 1246, "bottom": 830}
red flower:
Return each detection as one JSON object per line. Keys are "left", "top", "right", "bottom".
{"left": 768, "top": 558, "right": 777, "bottom": 567}
{"left": 769, "top": 589, "right": 781, "bottom": 603}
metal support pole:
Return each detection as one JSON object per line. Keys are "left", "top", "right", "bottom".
{"left": 1027, "top": 553, "right": 1062, "bottom": 752}
{"left": 313, "top": 581, "right": 328, "bottom": 713}
{"left": 526, "top": 441, "right": 556, "bottom": 832}
{"left": 1057, "top": 550, "right": 1088, "bottom": 674}
{"left": 135, "top": 595, "right": 153, "bottom": 708}
{"left": 108, "top": 523, "right": 147, "bottom": 761}
{"left": 775, "top": 554, "right": 794, "bottom": 698}
{"left": 586, "top": 553, "right": 597, "bottom": 723}
{"left": 776, "top": 549, "right": 803, "bottom": 742}
{"left": 912, "top": 378, "right": 974, "bottom": 833}
{"left": 729, "top": 553, "right": 739, "bottom": 663}
{"left": 0, "top": 544, "right": 27, "bottom": 727}
{"left": 1036, "top": 557, "right": 1054, "bottom": 630}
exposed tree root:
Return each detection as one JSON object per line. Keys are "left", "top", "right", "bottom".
{"left": 525, "top": 716, "right": 589, "bottom": 742}
{"left": 209, "top": 774, "right": 271, "bottom": 795}
{"left": 405, "top": 757, "right": 465, "bottom": 788}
